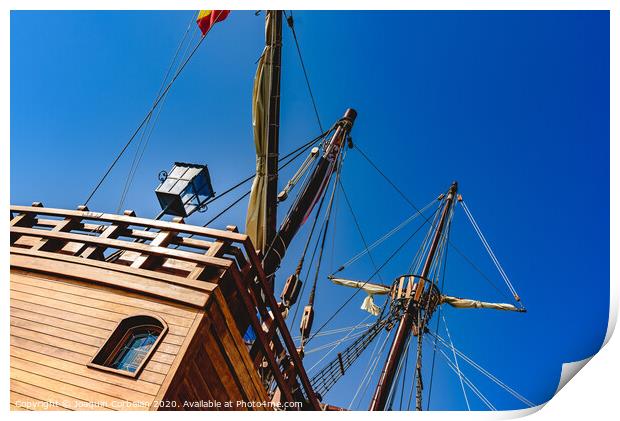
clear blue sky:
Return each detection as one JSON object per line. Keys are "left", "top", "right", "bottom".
{"left": 11, "top": 10, "right": 609, "bottom": 411}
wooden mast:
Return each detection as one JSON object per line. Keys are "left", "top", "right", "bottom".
{"left": 265, "top": 10, "right": 283, "bottom": 255}
{"left": 369, "top": 181, "right": 458, "bottom": 411}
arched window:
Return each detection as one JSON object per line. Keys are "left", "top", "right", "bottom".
{"left": 88, "top": 314, "right": 167, "bottom": 378}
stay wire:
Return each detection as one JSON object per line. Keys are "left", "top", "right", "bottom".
{"left": 305, "top": 205, "right": 441, "bottom": 346}
{"left": 117, "top": 12, "right": 199, "bottom": 213}
{"left": 175, "top": 131, "right": 329, "bottom": 251}
{"left": 354, "top": 144, "right": 513, "bottom": 304}
{"left": 84, "top": 10, "right": 226, "bottom": 206}
{"left": 283, "top": 11, "right": 323, "bottom": 133}
{"left": 203, "top": 127, "right": 331, "bottom": 215}
{"left": 289, "top": 186, "right": 331, "bottom": 330}
{"left": 307, "top": 152, "right": 343, "bottom": 311}
{"left": 337, "top": 179, "right": 384, "bottom": 282}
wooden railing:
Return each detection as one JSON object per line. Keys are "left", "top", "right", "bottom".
{"left": 10, "top": 203, "right": 321, "bottom": 410}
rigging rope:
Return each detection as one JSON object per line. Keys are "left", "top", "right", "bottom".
{"left": 386, "top": 331, "right": 413, "bottom": 410}
{"left": 337, "top": 179, "right": 385, "bottom": 282}
{"left": 304, "top": 329, "right": 368, "bottom": 356}
{"left": 171, "top": 129, "right": 331, "bottom": 252}
{"left": 116, "top": 12, "right": 200, "bottom": 213}
{"left": 306, "top": 208, "right": 439, "bottom": 346}
{"left": 202, "top": 127, "right": 331, "bottom": 212}
{"left": 307, "top": 313, "right": 373, "bottom": 371}
{"left": 432, "top": 341, "right": 496, "bottom": 410}
{"left": 289, "top": 186, "right": 331, "bottom": 330}
{"left": 84, "top": 10, "right": 227, "bottom": 206}
{"left": 292, "top": 322, "right": 373, "bottom": 341}
{"left": 354, "top": 144, "right": 514, "bottom": 303}
{"left": 306, "top": 152, "right": 343, "bottom": 311}
{"left": 428, "top": 331, "right": 534, "bottom": 407}
{"left": 332, "top": 197, "right": 437, "bottom": 274}
{"left": 460, "top": 200, "right": 521, "bottom": 303}
{"left": 442, "top": 312, "right": 470, "bottom": 410}
{"left": 203, "top": 189, "right": 251, "bottom": 226}
{"left": 348, "top": 328, "right": 387, "bottom": 409}
{"left": 283, "top": 11, "right": 323, "bottom": 133}
{"left": 309, "top": 315, "right": 388, "bottom": 397}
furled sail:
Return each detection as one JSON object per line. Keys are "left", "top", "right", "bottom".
{"left": 440, "top": 295, "right": 525, "bottom": 312}
{"left": 330, "top": 277, "right": 391, "bottom": 316}
{"left": 246, "top": 12, "right": 276, "bottom": 252}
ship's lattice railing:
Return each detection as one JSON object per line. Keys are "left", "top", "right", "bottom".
{"left": 10, "top": 203, "right": 321, "bottom": 410}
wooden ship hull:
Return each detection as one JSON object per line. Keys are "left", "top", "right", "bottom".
{"left": 9, "top": 204, "right": 320, "bottom": 411}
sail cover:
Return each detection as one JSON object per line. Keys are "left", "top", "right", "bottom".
{"left": 246, "top": 12, "right": 275, "bottom": 252}
{"left": 440, "top": 295, "right": 524, "bottom": 312}
{"left": 330, "top": 277, "right": 391, "bottom": 316}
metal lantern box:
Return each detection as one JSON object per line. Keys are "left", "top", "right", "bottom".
{"left": 155, "top": 162, "right": 215, "bottom": 217}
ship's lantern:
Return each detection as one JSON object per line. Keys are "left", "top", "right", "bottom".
{"left": 155, "top": 162, "right": 215, "bottom": 217}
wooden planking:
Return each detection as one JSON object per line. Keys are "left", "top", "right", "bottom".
{"left": 11, "top": 347, "right": 161, "bottom": 395}
{"left": 11, "top": 320, "right": 175, "bottom": 367}
{"left": 11, "top": 298, "right": 117, "bottom": 330}
{"left": 11, "top": 306, "right": 109, "bottom": 338}
{"left": 9, "top": 270, "right": 201, "bottom": 410}
{"left": 11, "top": 357, "right": 155, "bottom": 403}
{"left": 10, "top": 289, "right": 193, "bottom": 328}
{"left": 11, "top": 317, "right": 105, "bottom": 347}
{"left": 11, "top": 379, "right": 110, "bottom": 411}
{"left": 159, "top": 289, "right": 270, "bottom": 410}
{"left": 10, "top": 390, "right": 69, "bottom": 411}
{"left": 12, "top": 247, "right": 218, "bottom": 294}
{"left": 11, "top": 278, "right": 195, "bottom": 327}
{"left": 160, "top": 326, "right": 239, "bottom": 409}
{"left": 13, "top": 271, "right": 199, "bottom": 319}
{"left": 10, "top": 308, "right": 185, "bottom": 348}
{"left": 11, "top": 298, "right": 189, "bottom": 337}
{"left": 11, "top": 325, "right": 99, "bottom": 356}
{"left": 209, "top": 290, "right": 268, "bottom": 403}
{"left": 10, "top": 336, "right": 166, "bottom": 384}
{"left": 151, "top": 307, "right": 206, "bottom": 409}
{"left": 11, "top": 251, "right": 210, "bottom": 308}
{"left": 11, "top": 367, "right": 147, "bottom": 411}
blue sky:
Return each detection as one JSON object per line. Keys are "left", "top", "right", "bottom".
{"left": 11, "top": 10, "right": 609, "bottom": 410}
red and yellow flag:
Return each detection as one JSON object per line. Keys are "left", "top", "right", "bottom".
{"left": 196, "top": 10, "right": 230, "bottom": 36}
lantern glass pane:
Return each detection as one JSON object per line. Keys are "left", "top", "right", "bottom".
{"left": 168, "top": 165, "right": 187, "bottom": 179}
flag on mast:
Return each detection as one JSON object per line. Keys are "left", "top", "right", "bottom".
{"left": 196, "top": 10, "right": 230, "bottom": 36}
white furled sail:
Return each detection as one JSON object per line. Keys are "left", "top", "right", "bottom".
{"left": 440, "top": 295, "right": 525, "bottom": 312}
{"left": 330, "top": 277, "right": 391, "bottom": 316}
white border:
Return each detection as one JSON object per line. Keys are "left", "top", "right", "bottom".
{"left": 2, "top": 1, "right": 615, "bottom": 420}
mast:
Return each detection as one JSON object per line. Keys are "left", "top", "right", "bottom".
{"left": 369, "top": 181, "right": 458, "bottom": 411}
{"left": 265, "top": 10, "right": 283, "bottom": 251}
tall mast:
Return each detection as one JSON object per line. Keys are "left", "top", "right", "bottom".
{"left": 265, "top": 10, "right": 283, "bottom": 250}
{"left": 369, "top": 181, "right": 458, "bottom": 411}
